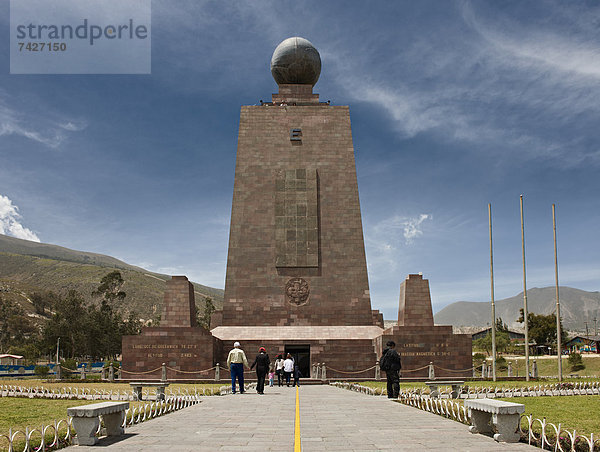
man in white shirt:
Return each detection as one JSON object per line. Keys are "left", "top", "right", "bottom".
{"left": 227, "top": 341, "right": 249, "bottom": 394}
{"left": 283, "top": 353, "right": 294, "bottom": 387}
{"left": 274, "top": 355, "right": 285, "bottom": 387}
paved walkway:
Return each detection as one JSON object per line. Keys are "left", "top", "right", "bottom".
{"left": 67, "top": 385, "right": 538, "bottom": 451}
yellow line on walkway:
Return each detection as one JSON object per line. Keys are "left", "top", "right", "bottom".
{"left": 294, "top": 386, "right": 301, "bottom": 452}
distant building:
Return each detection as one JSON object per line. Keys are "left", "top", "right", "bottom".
{"left": 0, "top": 354, "right": 23, "bottom": 365}
{"left": 564, "top": 335, "right": 599, "bottom": 353}
{"left": 471, "top": 327, "right": 525, "bottom": 341}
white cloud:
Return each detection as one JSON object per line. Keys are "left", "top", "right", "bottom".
{"left": 321, "top": 3, "right": 600, "bottom": 168}
{"left": 0, "top": 93, "right": 86, "bottom": 148}
{"left": 59, "top": 121, "right": 87, "bottom": 132}
{"left": 461, "top": 2, "right": 600, "bottom": 81}
{"left": 372, "top": 213, "right": 432, "bottom": 246}
{"left": 0, "top": 195, "right": 40, "bottom": 242}
{"left": 402, "top": 214, "right": 432, "bottom": 242}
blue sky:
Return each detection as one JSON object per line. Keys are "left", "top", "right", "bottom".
{"left": 1, "top": 1, "right": 599, "bottom": 320}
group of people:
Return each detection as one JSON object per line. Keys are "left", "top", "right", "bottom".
{"left": 226, "top": 342, "right": 302, "bottom": 394}
{"left": 226, "top": 340, "right": 403, "bottom": 398}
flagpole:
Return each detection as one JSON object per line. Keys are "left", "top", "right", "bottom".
{"left": 489, "top": 203, "right": 497, "bottom": 381}
{"left": 521, "top": 195, "right": 530, "bottom": 381}
{"left": 553, "top": 204, "right": 562, "bottom": 381}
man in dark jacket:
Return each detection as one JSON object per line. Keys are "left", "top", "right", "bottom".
{"left": 380, "top": 340, "right": 401, "bottom": 399}
{"left": 250, "top": 347, "right": 270, "bottom": 394}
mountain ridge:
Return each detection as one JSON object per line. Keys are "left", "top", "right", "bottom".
{"left": 434, "top": 286, "right": 600, "bottom": 330}
{"left": 0, "top": 234, "right": 224, "bottom": 320}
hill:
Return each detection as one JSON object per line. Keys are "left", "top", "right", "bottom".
{"left": 434, "top": 286, "right": 600, "bottom": 330}
{"left": 0, "top": 234, "right": 224, "bottom": 321}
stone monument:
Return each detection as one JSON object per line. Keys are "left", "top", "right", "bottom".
{"left": 379, "top": 274, "right": 472, "bottom": 377}
{"left": 121, "top": 276, "right": 216, "bottom": 380}
{"left": 210, "top": 37, "right": 383, "bottom": 378}
{"left": 121, "top": 37, "right": 471, "bottom": 381}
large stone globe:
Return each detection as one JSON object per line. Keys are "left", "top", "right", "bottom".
{"left": 270, "top": 37, "right": 321, "bottom": 86}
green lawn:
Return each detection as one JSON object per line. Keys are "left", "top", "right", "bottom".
{"left": 0, "top": 379, "right": 225, "bottom": 395}
{"left": 0, "top": 398, "right": 95, "bottom": 434}
{"left": 0, "top": 379, "right": 225, "bottom": 450}
{"left": 0, "top": 391, "right": 211, "bottom": 451}
{"left": 348, "top": 381, "right": 600, "bottom": 437}
{"left": 499, "top": 396, "right": 600, "bottom": 438}
{"left": 353, "top": 378, "right": 600, "bottom": 394}
{"left": 484, "top": 355, "right": 600, "bottom": 378}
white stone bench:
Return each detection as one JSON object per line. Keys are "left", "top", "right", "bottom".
{"left": 67, "top": 401, "right": 129, "bottom": 446}
{"left": 129, "top": 381, "right": 170, "bottom": 401}
{"left": 425, "top": 380, "right": 464, "bottom": 398}
{"left": 465, "top": 399, "right": 524, "bottom": 443}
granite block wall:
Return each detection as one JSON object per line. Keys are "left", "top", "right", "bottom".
{"left": 223, "top": 84, "right": 374, "bottom": 327}
{"left": 217, "top": 339, "right": 378, "bottom": 380}
{"left": 378, "top": 326, "right": 472, "bottom": 378}
{"left": 121, "top": 327, "right": 216, "bottom": 380}
{"left": 398, "top": 274, "right": 434, "bottom": 327}
{"left": 161, "top": 276, "right": 196, "bottom": 328}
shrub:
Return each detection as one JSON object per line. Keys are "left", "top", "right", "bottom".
{"left": 60, "top": 358, "right": 77, "bottom": 377}
{"left": 472, "top": 353, "right": 486, "bottom": 366}
{"left": 34, "top": 365, "right": 50, "bottom": 378}
{"left": 567, "top": 352, "right": 585, "bottom": 371}
{"left": 61, "top": 358, "right": 77, "bottom": 369}
{"left": 103, "top": 360, "right": 120, "bottom": 369}
{"left": 495, "top": 356, "right": 508, "bottom": 371}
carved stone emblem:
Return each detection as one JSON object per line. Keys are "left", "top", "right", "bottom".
{"left": 285, "top": 278, "right": 309, "bottom": 306}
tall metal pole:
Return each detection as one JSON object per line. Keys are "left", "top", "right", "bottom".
{"left": 553, "top": 204, "right": 562, "bottom": 381}
{"left": 56, "top": 337, "right": 60, "bottom": 365}
{"left": 489, "top": 204, "right": 497, "bottom": 381}
{"left": 520, "top": 195, "right": 530, "bottom": 381}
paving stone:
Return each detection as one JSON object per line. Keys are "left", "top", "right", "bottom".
{"left": 65, "top": 385, "right": 539, "bottom": 451}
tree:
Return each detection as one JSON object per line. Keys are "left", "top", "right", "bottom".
{"left": 496, "top": 317, "right": 509, "bottom": 333}
{"left": 517, "top": 308, "right": 568, "bottom": 348}
{"left": 0, "top": 296, "right": 38, "bottom": 352}
{"left": 473, "top": 329, "right": 510, "bottom": 356}
{"left": 197, "top": 297, "right": 215, "bottom": 330}
{"left": 121, "top": 311, "right": 142, "bottom": 336}
{"left": 30, "top": 291, "right": 58, "bottom": 316}
{"left": 85, "top": 271, "right": 130, "bottom": 359}
{"left": 92, "top": 271, "right": 126, "bottom": 307}
{"left": 41, "top": 290, "right": 87, "bottom": 358}
{"left": 568, "top": 352, "right": 585, "bottom": 372}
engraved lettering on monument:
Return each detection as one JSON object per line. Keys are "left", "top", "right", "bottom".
{"left": 275, "top": 169, "right": 319, "bottom": 268}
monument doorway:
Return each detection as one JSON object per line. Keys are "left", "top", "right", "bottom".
{"left": 284, "top": 344, "right": 311, "bottom": 378}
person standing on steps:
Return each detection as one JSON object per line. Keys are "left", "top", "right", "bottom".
{"left": 283, "top": 353, "right": 294, "bottom": 387}
{"left": 250, "top": 347, "right": 270, "bottom": 394}
{"left": 275, "top": 354, "right": 285, "bottom": 387}
{"left": 380, "top": 340, "right": 402, "bottom": 399}
{"left": 293, "top": 361, "right": 302, "bottom": 387}
{"left": 227, "top": 341, "right": 249, "bottom": 394}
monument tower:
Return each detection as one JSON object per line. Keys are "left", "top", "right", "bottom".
{"left": 212, "top": 37, "right": 383, "bottom": 376}
{"left": 122, "top": 37, "right": 471, "bottom": 381}
{"left": 220, "top": 37, "right": 378, "bottom": 328}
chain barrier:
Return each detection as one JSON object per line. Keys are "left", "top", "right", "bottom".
{"left": 164, "top": 366, "right": 216, "bottom": 375}
{"left": 324, "top": 365, "right": 377, "bottom": 375}
{"left": 433, "top": 365, "right": 476, "bottom": 373}
{"left": 121, "top": 367, "right": 161, "bottom": 375}
{"left": 399, "top": 365, "right": 430, "bottom": 373}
